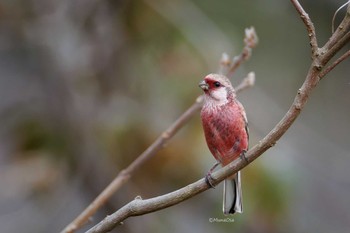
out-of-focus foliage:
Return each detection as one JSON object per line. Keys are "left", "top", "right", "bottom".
{"left": 0, "top": 0, "right": 349, "bottom": 232}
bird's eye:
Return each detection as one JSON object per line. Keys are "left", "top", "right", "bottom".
{"left": 214, "top": 81, "right": 221, "bottom": 87}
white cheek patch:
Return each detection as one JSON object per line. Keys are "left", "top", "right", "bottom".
{"left": 210, "top": 88, "right": 228, "bottom": 105}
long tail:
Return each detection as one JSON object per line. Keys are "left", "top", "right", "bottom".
{"left": 223, "top": 171, "right": 243, "bottom": 215}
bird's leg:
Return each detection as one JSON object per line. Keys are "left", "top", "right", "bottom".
{"left": 240, "top": 149, "right": 249, "bottom": 164}
{"left": 205, "top": 162, "right": 220, "bottom": 188}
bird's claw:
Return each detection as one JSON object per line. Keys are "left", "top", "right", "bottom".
{"left": 205, "top": 162, "right": 220, "bottom": 188}
{"left": 240, "top": 150, "right": 249, "bottom": 164}
{"left": 205, "top": 172, "right": 216, "bottom": 188}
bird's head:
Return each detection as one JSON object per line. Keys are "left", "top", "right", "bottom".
{"left": 199, "top": 74, "right": 235, "bottom": 105}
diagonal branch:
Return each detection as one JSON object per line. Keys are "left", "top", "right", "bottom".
{"left": 320, "top": 49, "right": 350, "bottom": 78}
{"left": 320, "top": 31, "right": 350, "bottom": 66}
{"left": 226, "top": 27, "right": 258, "bottom": 77}
{"left": 325, "top": 3, "right": 350, "bottom": 51}
{"left": 320, "top": 3, "right": 350, "bottom": 66}
{"left": 290, "top": 0, "right": 319, "bottom": 56}
{"left": 332, "top": 0, "right": 350, "bottom": 33}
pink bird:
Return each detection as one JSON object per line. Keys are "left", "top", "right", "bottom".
{"left": 199, "top": 73, "right": 249, "bottom": 215}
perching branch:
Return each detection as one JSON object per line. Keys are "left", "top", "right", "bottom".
{"left": 85, "top": 1, "right": 350, "bottom": 232}
{"left": 61, "top": 28, "right": 257, "bottom": 233}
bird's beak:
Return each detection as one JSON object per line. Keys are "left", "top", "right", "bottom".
{"left": 199, "top": 80, "right": 209, "bottom": 91}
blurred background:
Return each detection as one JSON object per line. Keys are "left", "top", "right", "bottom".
{"left": 0, "top": 0, "right": 349, "bottom": 232}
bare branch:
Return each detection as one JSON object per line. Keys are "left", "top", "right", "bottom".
{"left": 226, "top": 27, "right": 258, "bottom": 77}
{"left": 332, "top": 0, "right": 350, "bottom": 33}
{"left": 319, "top": 4, "right": 350, "bottom": 67}
{"left": 325, "top": 3, "right": 350, "bottom": 52}
{"left": 235, "top": 72, "right": 256, "bottom": 93}
{"left": 320, "top": 49, "right": 350, "bottom": 78}
{"left": 320, "top": 31, "right": 350, "bottom": 66}
{"left": 85, "top": 155, "right": 249, "bottom": 233}
{"left": 85, "top": 178, "right": 211, "bottom": 233}
{"left": 290, "top": 0, "right": 319, "bottom": 56}
{"left": 218, "top": 52, "right": 231, "bottom": 75}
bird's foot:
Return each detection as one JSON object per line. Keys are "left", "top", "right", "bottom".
{"left": 205, "top": 162, "right": 220, "bottom": 188}
{"left": 240, "top": 150, "right": 249, "bottom": 164}
{"left": 205, "top": 172, "right": 216, "bottom": 188}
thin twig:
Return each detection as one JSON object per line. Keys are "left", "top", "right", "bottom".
{"left": 325, "top": 3, "right": 350, "bottom": 51}
{"left": 218, "top": 52, "right": 231, "bottom": 75}
{"left": 235, "top": 72, "right": 256, "bottom": 92}
{"left": 320, "top": 49, "right": 350, "bottom": 78}
{"left": 227, "top": 27, "right": 258, "bottom": 77}
{"left": 332, "top": 0, "right": 350, "bottom": 33}
{"left": 290, "top": 0, "right": 319, "bottom": 56}
{"left": 319, "top": 3, "right": 350, "bottom": 70}
{"left": 61, "top": 70, "right": 255, "bottom": 233}
{"left": 320, "top": 31, "right": 350, "bottom": 66}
